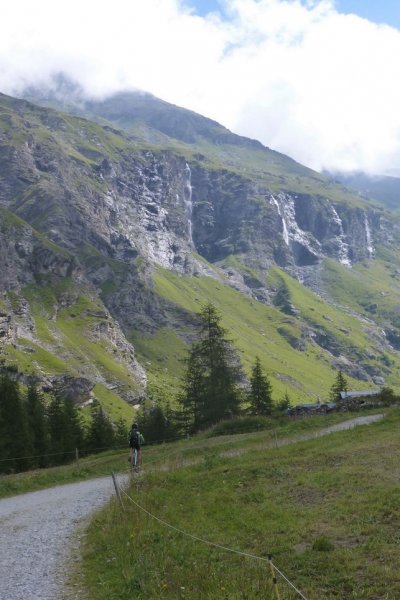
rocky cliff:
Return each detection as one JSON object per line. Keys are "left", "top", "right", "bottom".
{"left": 1, "top": 88, "right": 400, "bottom": 409}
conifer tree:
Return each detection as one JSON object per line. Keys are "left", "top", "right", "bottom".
{"left": 87, "top": 400, "right": 115, "bottom": 452}
{"left": 277, "top": 391, "right": 291, "bottom": 413}
{"left": 0, "top": 372, "right": 31, "bottom": 472}
{"left": 180, "top": 303, "right": 243, "bottom": 432}
{"left": 63, "top": 396, "right": 85, "bottom": 454}
{"left": 47, "top": 392, "right": 68, "bottom": 464}
{"left": 180, "top": 348, "right": 207, "bottom": 433}
{"left": 248, "top": 357, "right": 273, "bottom": 416}
{"left": 114, "top": 418, "right": 129, "bottom": 447}
{"left": 329, "top": 370, "right": 349, "bottom": 403}
{"left": 273, "top": 282, "right": 295, "bottom": 315}
{"left": 139, "top": 403, "right": 177, "bottom": 442}
{"left": 26, "top": 378, "right": 49, "bottom": 468}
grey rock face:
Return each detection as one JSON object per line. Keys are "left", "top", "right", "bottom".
{"left": 0, "top": 312, "right": 15, "bottom": 345}
{"left": 0, "top": 91, "right": 397, "bottom": 397}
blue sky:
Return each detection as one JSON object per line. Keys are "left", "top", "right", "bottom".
{"left": 189, "top": 0, "right": 400, "bottom": 29}
{"left": 336, "top": 0, "right": 400, "bottom": 27}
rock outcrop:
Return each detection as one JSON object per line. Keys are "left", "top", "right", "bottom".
{"left": 0, "top": 88, "right": 399, "bottom": 401}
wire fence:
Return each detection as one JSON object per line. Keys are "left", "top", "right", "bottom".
{"left": 0, "top": 443, "right": 127, "bottom": 465}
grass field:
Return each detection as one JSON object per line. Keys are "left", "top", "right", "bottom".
{"left": 0, "top": 412, "right": 365, "bottom": 500}
{"left": 79, "top": 409, "right": 400, "bottom": 599}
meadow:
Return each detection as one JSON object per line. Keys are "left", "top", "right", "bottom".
{"left": 78, "top": 409, "right": 400, "bottom": 599}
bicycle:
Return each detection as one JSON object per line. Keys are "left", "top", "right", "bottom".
{"left": 130, "top": 448, "right": 140, "bottom": 473}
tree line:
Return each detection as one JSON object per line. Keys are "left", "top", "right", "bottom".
{"left": 0, "top": 374, "right": 128, "bottom": 474}
{"left": 3, "top": 302, "right": 395, "bottom": 474}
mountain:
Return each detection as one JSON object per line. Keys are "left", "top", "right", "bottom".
{"left": 1, "top": 83, "right": 400, "bottom": 420}
{"left": 328, "top": 171, "right": 400, "bottom": 211}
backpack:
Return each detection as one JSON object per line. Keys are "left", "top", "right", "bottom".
{"left": 130, "top": 429, "right": 140, "bottom": 447}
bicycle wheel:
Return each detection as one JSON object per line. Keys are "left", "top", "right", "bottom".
{"left": 132, "top": 449, "right": 139, "bottom": 473}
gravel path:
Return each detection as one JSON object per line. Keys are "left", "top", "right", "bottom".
{"left": 0, "top": 414, "right": 384, "bottom": 599}
{"left": 289, "top": 413, "right": 384, "bottom": 441}
{"left": 0, "top": 473, "right": 126, "bottom": 600}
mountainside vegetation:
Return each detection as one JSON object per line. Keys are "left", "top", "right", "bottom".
{"left": 0, "top": 371, "right": 128, "bottom": 473}
{"left": 1, "top": 80, "right": 400, "bottom": 434}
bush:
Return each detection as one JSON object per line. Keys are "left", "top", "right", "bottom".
{"left": 379, "top": 387, "right": 399, "bottom": 406}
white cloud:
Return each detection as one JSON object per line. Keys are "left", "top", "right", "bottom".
{"left": 1, "top": 0, "right": 400, "bottom": 174}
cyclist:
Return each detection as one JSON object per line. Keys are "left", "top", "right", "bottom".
{"left": 129, "top": 423, "right": 144, "bottom": 469}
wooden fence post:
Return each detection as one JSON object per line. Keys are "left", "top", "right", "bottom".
{"left": 268, "top": 555, "right": 281, "bottom": 600}
{"left": 111, "top": 471, "right": 125, "bottom": 511}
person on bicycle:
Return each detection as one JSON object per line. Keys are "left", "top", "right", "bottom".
{"left": 129, "top": 422, "right": 143, "bottom": 467}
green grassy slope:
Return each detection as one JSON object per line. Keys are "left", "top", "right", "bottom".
{"left": 1, "top": 91, "right": 399, "bottom": 414}
{"left": 1, "top": 276, "right": 141, "bottom": 422}
{"left": 126, "top": 264, "right": 400, "bottom": 403}
{"left": 81, "top": 410, "right": 400, "bottom": 600}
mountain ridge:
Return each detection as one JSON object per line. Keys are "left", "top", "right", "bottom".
{"left": 1, "top": 85, "right": 400, "bottom": 418}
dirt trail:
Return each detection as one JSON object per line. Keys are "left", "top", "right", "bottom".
{"left": 221, "top": 414, "right": 384, "bottom": 458}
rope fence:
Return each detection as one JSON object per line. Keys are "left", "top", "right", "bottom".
{"left": 117, "top": 484, "right": 309, "bottom": 600}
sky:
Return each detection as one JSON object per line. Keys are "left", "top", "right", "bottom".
{"left": 1, "top": 0, "right": 400, "bottom": 175}
{"left": 191, "top": 1, "right": 400, "bottom": 28}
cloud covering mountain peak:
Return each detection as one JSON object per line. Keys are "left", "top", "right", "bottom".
{"left": 2, "top": 0, "right": 400, "bottom": 175}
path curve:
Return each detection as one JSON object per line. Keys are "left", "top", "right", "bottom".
{"left": 0, "top": 414, "right": 384, "bottom": 599}
{"left": 221, "top": 414, "right": 384, "bottom": 458}
{"left": 0, "top": 473, "right": 126, "bottom": 600}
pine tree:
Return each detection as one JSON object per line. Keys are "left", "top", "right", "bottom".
{"left": 139, "top": 403, "right": 177, "bottom": 442}
{"left": 277, "top": 392, "right": 291, "bottom": 413}
{"left": 26, "top": 378, "right": 49, "bottom": 468}
{"left": 87, "top": 400, "right": 115, "bottom": 452}
{"left": 180, "top": 303, "right": 243, "bottom": 431}
{"left": 63, "top": 396, "right": 84, "bottom": 455}
{"left": 114, "top": 418, "right": 129, "bottom": 447}
{"left": 180, "top": 348, "right": 207, "bottom": 433}
{"left": 248, "top": 357, "right": 273, "bottom": 416}
{"left": 0, "top": 372, "right": 32, "bottom": 472}
{"left": 47, "top": 392, "right": 68, "bottom": 464}
{"left": 273, "top": 282, "right": 295, "bottom": 315}
{"left": 329, "top": 370, "right": 349, "bottom": 403}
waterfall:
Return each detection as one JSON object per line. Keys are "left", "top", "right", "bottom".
{"left": 270, "top": 195, "right": 289, "bottom": 245}
{"left": 365, "top": 214, "right": 374, "bottom": 258}
{"left": 184, "top": 163, "right": 193, "bottom": 245}
{"left": 330, "top": 206, "right": 351, "bottom": 266}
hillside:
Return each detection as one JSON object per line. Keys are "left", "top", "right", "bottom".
{"left": 1, "top": 85, "right": 400, "bottom": 418}
{"left": 81, "top": 411, "right": 400, "bottom": 599}
{"left": 329, "top": 171, "right": 400, "bottom": 212}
